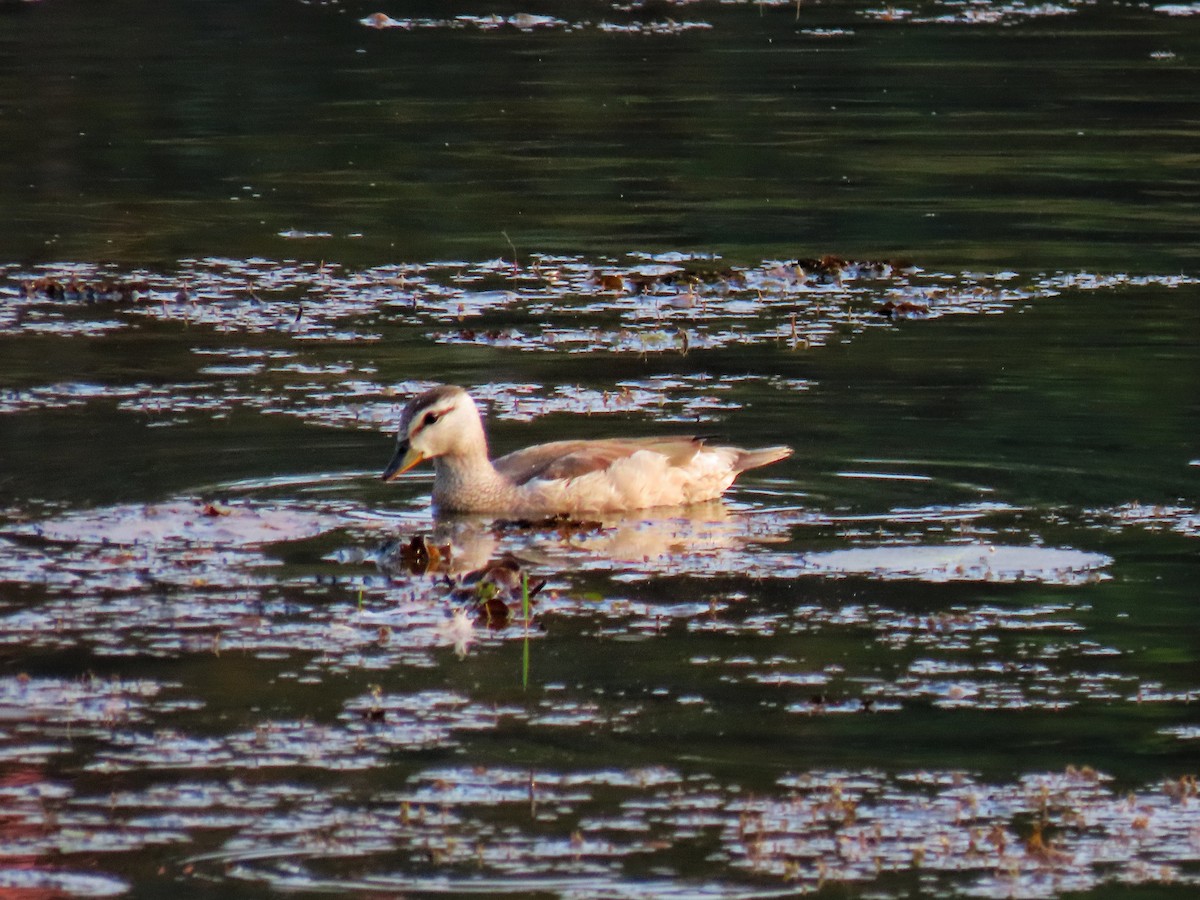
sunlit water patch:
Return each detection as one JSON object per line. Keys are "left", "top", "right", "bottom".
{"left": 0, "top": 675, "right": 193, "bottom": 760}
{"left": 0, "top": 369, "right": 810, "bottom": 438}
{"left": 687, "top": 592, "right": 1181, "bottom": 720}
{"left": 483, "top": 506, "right": 1110, "bottom": 586}
{"left": 7, "top": 257, "right": 1193, "bottom": 357}
{"left": 348, "top": 0, "right": 1109, "bottom": 32}
{"left": 1154, "top": 2, "right": 1200, "bottom": 14}
{"left": 124, "top": 763, "right": 1199, "bottom": 897}
{"left": 793, "top": 543, "right": 1109, "bottom": 584}
{"left": 1, "top": 0, "right": 1197, "bottom": 891}
{"left": 4, "top": 673, "right": 1198, "bottom": 897}
{"left": 0, "top": 493, "right": 1123, "bottom": 701}
{"left": 1086, "top": 502, "right": 1200, "bottom": 540}
{"left": 30, "top": 499, "right": 347, "bottom": 547}
{"left": 862, "top": 0, "right": 1084, "bottom": 25}
{"left": 359, "top": 10, "right": 714, "bottom": 34}
{"left": 0, "top": 490, "right": 1191, "bottom": 898}
{"left": 721, "top": 767, "right": 1200, "bottom": 895}
{"left": 0, "top": 870, "right": 129, "bottom": 899}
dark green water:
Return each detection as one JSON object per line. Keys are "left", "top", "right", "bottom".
{"left": 3, "top": 0, "right": 1198, "bottom": 270}
{"left": 0, "top": 1, "right": 1198, "bottom": 898}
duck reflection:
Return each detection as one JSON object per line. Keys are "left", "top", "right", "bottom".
{"left": 376, "top": 499, "right": 790, "bottom": 578}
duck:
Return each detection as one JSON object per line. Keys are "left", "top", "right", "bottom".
{"left": 381, "top": 385, "right": 792, "bottom": 515}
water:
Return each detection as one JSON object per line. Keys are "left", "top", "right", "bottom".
{"left": 1, "top": 1, "right": 1199, "bottom": 898}
{"left": 3, "top": 0, "right": 1198, "bottom": 270}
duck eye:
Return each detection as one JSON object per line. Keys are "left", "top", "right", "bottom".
{"left": 422, "top": 411, "right": 440, "bottom": 428}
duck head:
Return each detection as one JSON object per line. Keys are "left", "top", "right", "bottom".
{"left": 381, "top": 385, "right": 485, "bottom": 481}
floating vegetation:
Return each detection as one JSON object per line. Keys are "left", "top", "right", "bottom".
{"left": 1, "top": 640, "right": 1194, "bottom": 893}
{"left": 276, "top": 228, "right": 334, "bottom": 239}
{"left": 1154, "top": 2, "right": 1200, "bottom": 14}
{"left": 2, "top": 375, "right": 809, "bottom": 459}
{"left": 1086, "top": 502, "right": 1200, "bottom": 539}
{"left": 0, "top": 364, "right": 804, "bottom": 434}
{"left": 352, "top": 0, "right": 1104, "bottom": 31}
{"left": 373, "top": 537, "right": 546, "bottom": 633}
{"left": 0, "top": 870, "right": 129, "bottom": 899}
{"left": 31, "top": 499, "right": 347, "bottom": 547}
{"left": 2, "top": 244, "right": 1198, "bottom": 897}
{"left": 862, "top": 0, "right": 1082, "bottom": 24}
{"left": 801, "top": 26, "right": 855, "bottom": 37}
{"left": 0, "top": 491, "right": 1194, "bottom": 896}
{"left": 1160, "top": 726, "right": 1200, "bottom": 742}
{"left": 47, "top": 762, "right": 1194, "bottom": 897}
{"left": 0, "top": 674, "right": 190, "bottom": 753}
{"left": 18, "top": 276, "right": 150, "bottom": 302}
{"left": 5, "top": 256, "right": 1196, "bottom": 364}
{"left": 596, "top": 19, "right": 715, "bottom": 33}
{"left": 359, "top": 10, "right": 713, "bottom": 34}
{"left": 794, "top": 542, "right": 1110, "bottom": 584}
{"left": 721, "top": 767, "right": 1200, "bottom": 893}
{"left": 92, "top": 690, "right": 526, "bottom": 773}
{"left": 376, "top": 533, "right": 454, "bottom": 576}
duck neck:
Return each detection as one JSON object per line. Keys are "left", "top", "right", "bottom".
{"left": 431, "top": 441, "right": 515, "bottom": 513}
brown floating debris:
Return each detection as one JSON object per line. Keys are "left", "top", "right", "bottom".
{"left": 6, "top": 252, "right": 950, "bottom": 354}
{"left": 362, "top": 11, "right": 401, "bottom": 28}
{"left": 374, "top": 534, "right": 546, "bottom": 629}
{"left": 387, "top": 534, "right": 451, "bottom": 575}
{"left": 626, "top": 272, "right": 661, "bottom": 295}
{"left": 449, "top": 554, "right": 545, "bottom": 628}
{"left": 797, "top": 254, "right": 848, "bottom": 280}
{"left": 1024, "top": 823, "right": 1074, "bottom": 866}
{"left": 21, "top": 276, "right": 151, "bottom": 303}
{"left": 877, "top": 299, "right": 930, "bottom": 319}
{"left": 493, "top": 513, "right": 605, "bottom": 539}
{"left": 592, "top": 272, "right": 626, "bottom": 293}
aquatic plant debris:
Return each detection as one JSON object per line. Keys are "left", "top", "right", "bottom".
{"left": 13, "top": 760, "right": 1200, "bottom": 897}
{"left": 1086, "top": 502, "right": 1200, "bottom": 539}
{"left": 347, "top": 0, "right": 1111, "bottom": 31}
{"left": 3, "top": 247, "right": 1198, "bottom": 898}
{"left": 0, "top": 496, "right": 1127, "bottom": 679}
{"left": 32, "top": 499, "right": 345, "bottom": 547}
{"left": 3, "top": 255, "right": 1195, "bottom": 357}
{"left": 863, "top": 0, "right": 1080, "bottom": 24}
{"left": 796, "top": 542, "right": 1110, "bottom": 584}
{"left": 359, "top": 10, "right": 714, "bottom": 34}
{"left": 1154, "top": 2, "right": 1200, "bottom": 13}
{"left": 0, "top": 499, "right": 1194, "bottom": 896}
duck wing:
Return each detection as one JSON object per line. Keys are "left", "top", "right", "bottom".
{"left": 494, "top": 437, "right": 705, "bottom": 486}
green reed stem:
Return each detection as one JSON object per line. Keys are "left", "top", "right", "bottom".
{"left": 521, "top": 570, "right": 530, "bottom": 690}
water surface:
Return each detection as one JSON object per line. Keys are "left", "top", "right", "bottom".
{"left": 1, "top": 1, "right": 1198, "bottom": 898}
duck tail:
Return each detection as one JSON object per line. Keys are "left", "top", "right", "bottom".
{"left": 734, "top": 445, "right": 792, "bottom": 472}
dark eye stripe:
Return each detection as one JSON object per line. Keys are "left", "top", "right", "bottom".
{"left": 412, "top": 409, "right": 441, "bottom": 435}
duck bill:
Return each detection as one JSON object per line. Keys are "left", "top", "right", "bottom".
{"left": 381, "top": 441, "right": 425, "bottom": 481}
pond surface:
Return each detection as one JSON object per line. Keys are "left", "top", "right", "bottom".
{"left": 1, "top": 1, "right": 1199, "bottom": 898}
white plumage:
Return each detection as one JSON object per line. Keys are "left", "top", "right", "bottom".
{"left": 381, "top": 385, "right": 791, "bottom": 515}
